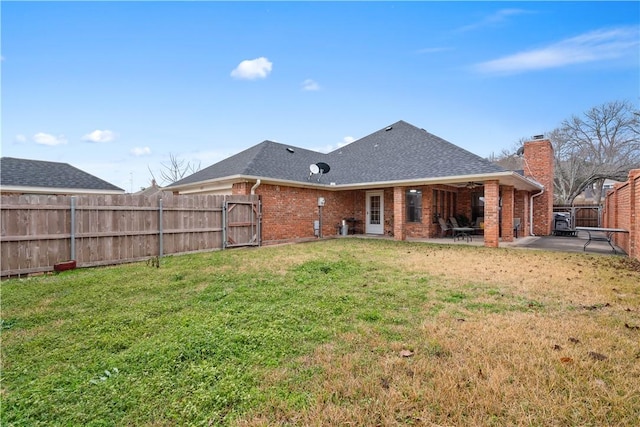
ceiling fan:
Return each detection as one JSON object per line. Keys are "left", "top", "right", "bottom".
{"left": 465, "top": 182, "right": 483, "bottom": 189}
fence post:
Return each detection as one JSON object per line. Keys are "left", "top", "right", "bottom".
{"left": 70, "top": 196, "right": 76, "bottom": 260}
{"left": 257, "top": 196, "right": 262, "bottom": 246}
{"left": 222, "top": 195, "right": 227, "bottom": 249}
{"left": 158, "top": 198, "right": 164, "bottom": 258}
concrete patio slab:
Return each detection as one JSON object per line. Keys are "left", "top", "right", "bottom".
{"left": 509, "top": 235, "right": 626, "bottom": 256}
{"left": 401, "top": 233, "right": 626, "bottom": 256}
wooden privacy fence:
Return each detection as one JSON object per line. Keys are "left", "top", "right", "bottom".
{"left": 0, "top": 193, "right": 261, "bottom": 277}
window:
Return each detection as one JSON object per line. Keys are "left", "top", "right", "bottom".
{"left": 370, "top": 194, "right": 381, "bottom": 225}
{"left": 406, "top": 189, "right": 422, "bottom": 223}
{"left": 432, "top": 189, "right": 457, "bottom": 223}
{"left": 471, "top": 191, "right": 484, "bottom": 222}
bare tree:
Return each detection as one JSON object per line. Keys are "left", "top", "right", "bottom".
{"left": 488, "top": 137, "right": 528, "bottom": 170}
{"left": 549, "top": 127, "right": 588, "bottom": 204}
{"left": 551, "top": 100, "right": 640, "bottom": 204}
{"left": 148, "top": 153, "right": 201, "bottom": 186}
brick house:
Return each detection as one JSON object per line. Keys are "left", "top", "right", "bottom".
{"left": 0, "top": 157, "right": 125, "bottom": 196}
{"left": 167, "top": 120, "right": 554, "bottom": 248}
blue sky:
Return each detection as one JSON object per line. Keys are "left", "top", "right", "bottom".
{"left": 2, "top": 1, "right": 638, "bottom": 192}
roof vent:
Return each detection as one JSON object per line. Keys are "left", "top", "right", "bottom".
{"left": 286, "top": 147, "right": 295, "bottom": 153}
{"left": 385, "top": 126, "right": 392, "bottom": 131}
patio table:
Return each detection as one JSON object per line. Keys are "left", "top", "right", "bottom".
{"left": 575, "top": 227, "right": 628, "bottom": 254}
{"left": 453, "top": 227, "right": 474, "bottom": 242}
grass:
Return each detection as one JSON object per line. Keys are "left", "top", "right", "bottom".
{"left": 1, "top": 239, "right": 639, "bottom": 426}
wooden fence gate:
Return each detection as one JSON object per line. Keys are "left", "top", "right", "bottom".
{"left": 223, "top": 196, "right": 261, "bottom": 248}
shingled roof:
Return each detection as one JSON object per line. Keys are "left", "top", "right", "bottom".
{"left": 169, "top": 120, "right": 538, "bottom": 191}
{"left": 327, "top": 121, "right": 505, "bottom": 183}
{"left": 0, "top": 157, "right": 125, "bottom": 194}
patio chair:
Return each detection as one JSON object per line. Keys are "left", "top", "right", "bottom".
{"left": 438, "top": 217, "right": 452, "bottom": 237}
{"left": 449, "top": 217, "right": 461, "bottom": 228}
{"left": 513, "top": 218, "right": 521, "bottom": 238}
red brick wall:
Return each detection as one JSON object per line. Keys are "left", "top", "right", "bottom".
{"left": 232, "top": 182, "right": 252, "bottom": 195}
{"left": 233, "top": 182, "right": 364, "bottom": 244}
{"left": 423, "top": 187, "right": 435, "bottom": 237}
{"left": 234, "top": 183, "right": 450, "bottom": 243}
{"left": 515, "top": 190, "right": 528, "bottom": 237}
{"left": 634, "top": 170, "right": 640, "bottom": 260}
{"left": 634, "top": 171, "right": 639, "bottom": 260}
{"left": 524, "top": 139, "right": 554, "bottom": 235}
{"left": 603, "top": 169, "right": 639, "bottom": 260}
{"left": 457, "top": 187, "right": 473, "bottom": 220}
{"left": 402, "top": 186, "right": 431, "bottom": 238}
{"left": 250, "top": 184, "right": 360, "bottom": 244}
{"left": 383, "top": 189, "right": 395, "bottom": 236}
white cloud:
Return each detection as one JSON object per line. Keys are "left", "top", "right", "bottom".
{"left": 457, "top": 8, "right": 533, "bottom": 33}
{"left": 475, "top": 26, "right": 640, "bottom": 75}
{"left": 230, "top": 57, "right": 273, "bottom": 80}
{"left": 15, "top": 134, "right": 27, "bottom": 143}
{"left": 316, "top": 136, "right": 355, "bottom": 153}
{"left": 33, "top": 132, "right": 67, "bottom": 146}
{"left": 131, "top": 146, "right": 151, "bottom": 156}
{"left": 82, "top": 129, "right": 116, "bottom": 143}
{"left": 302, "top": 79, "right": 320, "bottom": 91}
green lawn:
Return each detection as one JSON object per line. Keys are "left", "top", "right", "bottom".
{"left": 2, "top": 239, "right": 639, "bottom": 426}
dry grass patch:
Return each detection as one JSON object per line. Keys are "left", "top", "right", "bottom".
{"left": 241, "top": 312, "right": 640, "bottom": 426}
{"left": 236, "top": 240, "right": 640, "bottom": 426}
{"left": 384, "top": 244, "right": 633, "bottom": 307}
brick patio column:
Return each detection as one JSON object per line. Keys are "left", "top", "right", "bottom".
{"left": 502, "top": 185, "right": 514, "bottom": 242}
{"left": 484, "top": 180, "right": 499, "bottom": 248}
{"left": 522, "top": 191, "right": 530, "bottom": 237}
{"left": 394, "top": 187, "right": 406, "bottom": 241}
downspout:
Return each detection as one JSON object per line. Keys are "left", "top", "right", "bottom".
{"left": 529, "top": 188, "right": 545, "bottom": 236}
{"left": 250, "top": 179, "right": 261, "bottom": 246}
{"left": 251, "top": 179, "right": 261, "bottom": 195}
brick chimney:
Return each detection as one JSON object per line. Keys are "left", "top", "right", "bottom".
{"left": 523, "top": 138, "right": 554, "bottom": 236}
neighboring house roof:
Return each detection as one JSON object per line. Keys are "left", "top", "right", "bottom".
{"left": 168, "top": 120, "right": 542, "bottom": 192}
{"left": 133, "top": 180, "right": 170, "bottom": 197}
{"left": 0, "top": 157, "right": 125, "bottom": 194}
